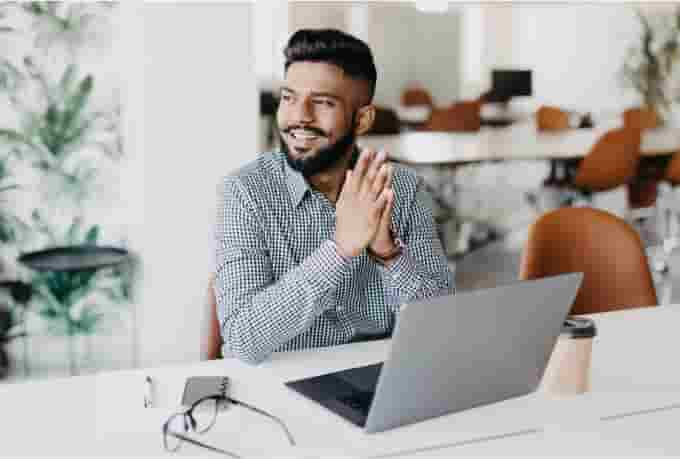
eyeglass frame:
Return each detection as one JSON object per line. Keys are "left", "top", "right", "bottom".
{"left": 162, "top": 393, "right": 296, "bottom": 457}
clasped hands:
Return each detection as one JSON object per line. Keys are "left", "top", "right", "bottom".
{"left": 334, "top": 148, "right": 396, "bottom": 259}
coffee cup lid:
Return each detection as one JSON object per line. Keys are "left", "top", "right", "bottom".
{"left": 561, "top": 317, "right": 597, "bottom": 338}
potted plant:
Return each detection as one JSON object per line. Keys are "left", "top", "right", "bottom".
{"left": 621, "top": 6, "right": 680, "bottom": 123}
{"left": 22, "top": 214, "right": 134, "bottom": 376}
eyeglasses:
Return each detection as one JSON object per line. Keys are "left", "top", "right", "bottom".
{"left": 162, "top": 394, "right": 295, "bottom": 456}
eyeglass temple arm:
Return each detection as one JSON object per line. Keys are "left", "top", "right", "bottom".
{"left": 167, "top": 431, "right": 241, "bottom": 458}
{"left": 227, "top": 397, "right": 297, "bottom": 446}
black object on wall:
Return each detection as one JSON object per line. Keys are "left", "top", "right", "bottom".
{"left": 487, "top": 69, "right": 532, "bottom": 103}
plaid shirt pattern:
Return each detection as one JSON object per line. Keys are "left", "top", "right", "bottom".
{"left": 214, "top": 150, "right": 455, "bottom": 363}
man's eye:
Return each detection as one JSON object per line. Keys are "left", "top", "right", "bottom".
{"left": 314, "top": 99, "right": 334, "bottom": 107}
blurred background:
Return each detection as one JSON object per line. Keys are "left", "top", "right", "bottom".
{"left": 1, "top": 2, "right": 679, "bottom": 384}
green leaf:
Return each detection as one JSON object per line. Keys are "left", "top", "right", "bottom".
{"left": 65, "top": 219, "right": 82, "bottom": 244}
{"left": 24, "top": 3, "right": 46, "bottom": 15}
{"left": 84, "top": 225, "right": 100, "bottom": 244}
{"left": 73, "top": 308, "right": 103, "bottom": 334}
{"left": 0, "top": 129, "right": 30, "bottom": 145}
{"left": 0, "top": 184, "right": 18, "bottom": 193}
{"left": 59, "top": 64, "right": 77, "bottom": 95}
{"left": 64, "top": 75, "right": 92, "bottom": 125}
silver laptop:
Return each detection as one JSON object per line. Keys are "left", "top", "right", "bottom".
{"left": 285, "top": 272, "right": 583, "bottom": 433}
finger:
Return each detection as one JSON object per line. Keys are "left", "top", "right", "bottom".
{"left": 384, "top": 163, "right": 393, "bottom": 190}
{"left": 370, "top": 163, "right": 389, "bottom": 196}
{"left": 339, "top": 170, "right": 353, "bottom": 198}
{"left": 379, "top": 188, "right": 394, "bottom": 228}
{"left": 351, "top": 148, "right": 375, "bottom": 193}
{"left": 372, "top": 187, "right": 391, "bottom": 216}
{"left": 361, "top": 149, "right": 387, "bottom": 195}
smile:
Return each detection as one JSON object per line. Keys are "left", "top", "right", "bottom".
{"left": 289, "top": 129, "right": 324, "bottom": 141}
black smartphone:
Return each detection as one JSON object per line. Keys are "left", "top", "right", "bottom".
{"left": 181, "top": 376, "right": 230, "bottom": 406}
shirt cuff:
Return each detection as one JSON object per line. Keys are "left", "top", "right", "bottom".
{"left": 301, "top": 240, "right": 352, "bottom": 291}
{"left": 377, "top": 239, "right": 418, "bottom": 283}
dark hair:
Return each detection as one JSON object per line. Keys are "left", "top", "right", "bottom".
{"left": 284, "top": 29, "right": 377, "bottom": 103}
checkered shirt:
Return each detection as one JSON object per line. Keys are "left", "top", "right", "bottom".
{"left": 214, "top": 150, "right": 455, "bottom": 364}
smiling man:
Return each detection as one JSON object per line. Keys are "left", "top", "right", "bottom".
{"left": 214, "top": 29, "right": 455, "bottom": 364}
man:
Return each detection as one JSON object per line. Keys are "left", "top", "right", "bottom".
{"left": 215, "top": 29, "right": 454, "bottom": 364}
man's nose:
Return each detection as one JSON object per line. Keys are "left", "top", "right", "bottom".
{"left": 291, "top": 98, "right": 314, "bottom": 124}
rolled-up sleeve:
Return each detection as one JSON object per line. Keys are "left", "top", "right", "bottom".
{"left": 214, "top": 177, "right": 350, "bottom": 364}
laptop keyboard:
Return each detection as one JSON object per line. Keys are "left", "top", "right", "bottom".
{"left": 337, "top": 390, "right": 374, "bottom": 417}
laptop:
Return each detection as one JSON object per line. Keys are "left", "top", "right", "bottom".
{"left": 285, "top": 272, "right": 582, "bottom": 433}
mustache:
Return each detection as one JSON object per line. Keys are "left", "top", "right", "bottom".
{"left": 282, "top": 125, "right": 328, "bottom": 137}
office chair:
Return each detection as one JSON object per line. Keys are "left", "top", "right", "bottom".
{"left": 529, "top": 127, "right": 641, "bottom": 214}
{"left": 202, "top": 274, "right": 222, "bottom": 360}
{"left": 623, "top": 107, "right": 660, "bottom": 130}
{"left": 420, "top": 100, "right": 482, "bottom": 132}
{"left": 368, "top": 106, "right": 401, "bottom": 135}
{"left": 519, "top": 207, "right": 658, "bottom": 315}
{"left": 623, "top": 107, "right": 666, "bottom": 208}
{"left": 400, "top": 86, "right": 433, "bottom": 108}
{"left": 534, "top": 105, "right": 572, "bottom": 187}
{"left": 536, "top": 106, "right": 570, "bottom": 131}
{"left": 571, "top": 127, "right": 641, "bottom": 193}
{"left": 664, "top": 152, "right": 680, "bottom": 186}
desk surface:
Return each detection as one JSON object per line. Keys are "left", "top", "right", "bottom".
{"left": 359, "top": 120, "right": 680, "bottom": 165}
{"left": 3, "top": 306, "right": 680, "bottom": 457}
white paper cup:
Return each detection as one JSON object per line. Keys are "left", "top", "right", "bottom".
{"left": 541, "top": 317, "right": 597, "bottom": 396}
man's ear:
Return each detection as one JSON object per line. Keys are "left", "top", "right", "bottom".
{"left": 354, "top": 104, "right": 376, "bottom": 136}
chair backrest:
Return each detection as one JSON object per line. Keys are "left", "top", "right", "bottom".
{"left": 202, "top": 274, "right": 222, "bottom": 360}
{"left": 401, "top": 86, "right": 433, "bottom": 108}
{"left": 573, "top": 127, "right": 641, "bottom": 192}
{"left": 664, "top": 151, "right": 680, "bottom": 186}
{"left": 623, "top": 107, "right": 660, "bottom": 130}
{"left": 368, "top": 105, "right": 401, "bottom": 135}
{"left": 420, "top": 100, "right": 481, "bottom": 132}
{"left": 536, "top": 106, "right": 570, "bottom": 131}
{"left": 519, "top": 207, "right": 657, "bottom": 315}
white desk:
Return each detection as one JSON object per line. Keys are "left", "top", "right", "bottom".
{"left": 359, "top": 121, "right": 680, "bottom": 165}
{"left": 3, "top": 306, "right": 680, "bottom": 457}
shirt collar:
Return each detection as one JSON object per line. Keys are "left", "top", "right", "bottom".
{"left": 284, "top": 155, "right": 311, "bottom": 208}
{"left": 283, "top": 146, "right": 361, "bottom": 208}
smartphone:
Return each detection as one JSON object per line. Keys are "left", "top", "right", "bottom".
{"left": 181, "top": 376, "right": 230, "bottom": 406}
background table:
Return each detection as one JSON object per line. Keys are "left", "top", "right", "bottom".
{"left": 359, "top": 121, "right": 680, "bottom": 165}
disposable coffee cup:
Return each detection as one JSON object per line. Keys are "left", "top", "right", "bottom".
{"left": 540, "top": 317, "right": 597, "bottom": 395}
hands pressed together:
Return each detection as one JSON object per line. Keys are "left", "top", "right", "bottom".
{"left": 334, "top": 148, "right": 397, "bottom": 259}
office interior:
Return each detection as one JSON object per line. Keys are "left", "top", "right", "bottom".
{"left": 1, "top": 1, "right": 680, "bottom": 456}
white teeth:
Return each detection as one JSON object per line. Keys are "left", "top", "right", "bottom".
{"left": 291, "top": 130, "right": 319, "bottom": 140}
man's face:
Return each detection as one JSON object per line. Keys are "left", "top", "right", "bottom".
{"left": 277, "top": 61, "right": 366, "bottom": 177}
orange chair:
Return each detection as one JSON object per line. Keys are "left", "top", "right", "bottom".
{"left": 202, "top": 275, "right": 222, "bottom": 360}
{"left": 519, "top": 207, "right": 658, "bottom": 315}
{"left": 623, "top": 107, "right": 660, "bottom": 130}
{"left": 533, "top": 127, "right": 641, "bottom": 211}
{"left": 367, "top": 105, "right": 401, "bottom": 135}
{"left": 420, "top": 100, "right": 482, "bottom": 132}
{"left": 663, "top": 151, "right": 680, "bottom": 186}
{"left": 571, "top": 127, "right": 642, "bottom": 193}
{"left": 536, "top": 106, "right": 570, "bottom": 131}
{"left": 401, "top": 86, "right": 433, "bottom": 108}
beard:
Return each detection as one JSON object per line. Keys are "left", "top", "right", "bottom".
{"left": 280, "top": 114, "right": 357, "bottom": 178}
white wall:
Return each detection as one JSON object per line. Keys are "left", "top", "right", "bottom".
{"left": 253, "top": 0, "right": 289, "bottom": 88}
{"left": 366, "top": 2, "right": 462, "bottom": 107}
{"left": 289, "top": 1, "right": 348, "bottom": 33}
{"left": 121, "top": 3, "right": 256, "bottom": 368}
{"left": 506, "top": 4, "right": 641, "bottom": 112}
{"left": 256, "top": 2, "right": 462, "bottom": 108}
